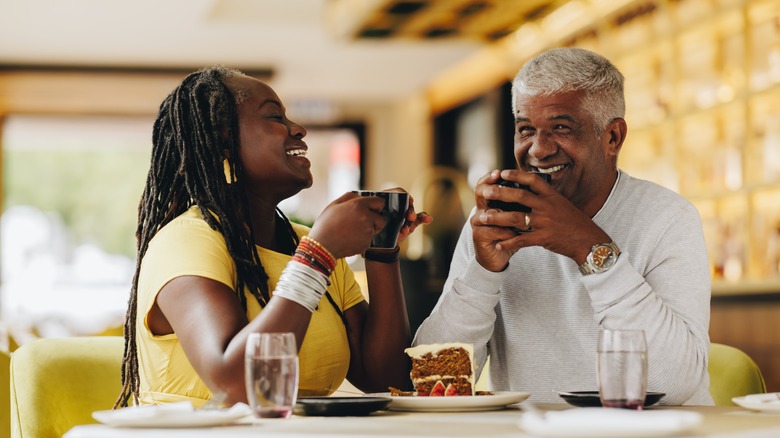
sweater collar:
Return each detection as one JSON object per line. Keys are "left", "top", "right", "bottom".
{"left": 591, "top": 169, "right": 625, "bottom": 223}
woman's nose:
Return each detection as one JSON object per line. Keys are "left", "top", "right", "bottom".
{"left": 289, "top": 120, "right": 306, "bottom": 139}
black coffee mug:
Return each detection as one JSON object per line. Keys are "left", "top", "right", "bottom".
{"left": 487, "top": 172, "right": 552, "bottom": 213}
{"left": 352, "top": 190, "right": 410, "bottom": 249}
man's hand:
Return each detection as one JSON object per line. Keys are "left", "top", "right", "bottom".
{"left": 473, "top": 170, "right": 611, "bottom": 269}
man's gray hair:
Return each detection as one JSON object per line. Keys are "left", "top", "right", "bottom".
{"left": 512, "top": 48, "right": 625, "bottom": 135}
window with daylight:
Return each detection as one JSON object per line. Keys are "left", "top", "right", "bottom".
{"left": 1, "top": 115, "right": 362, "bottom": 349}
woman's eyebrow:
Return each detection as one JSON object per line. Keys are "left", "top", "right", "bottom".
{"left": 259, "top": 99, "right": 283, "bottom": 109}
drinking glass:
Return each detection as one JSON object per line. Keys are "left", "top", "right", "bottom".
{"left": 245, "top": 332, "right": 299, "bottom": 418}
{"left": 597, "top": 328, "right": 647, "bottom": 410}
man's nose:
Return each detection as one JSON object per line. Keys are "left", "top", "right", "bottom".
{"left": 528, "top": 131, "right": 558, "bottom": 159}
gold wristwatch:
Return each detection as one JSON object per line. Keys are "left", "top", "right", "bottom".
{"left": 578, "top": 242, "right": 621, "bottom": 275}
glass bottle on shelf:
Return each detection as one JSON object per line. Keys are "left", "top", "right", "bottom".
{"left": 748, "top": 91, "right": 780, "bottom": 186}
{"left": 748, "top": 0, "right": 780, "bottom": 91}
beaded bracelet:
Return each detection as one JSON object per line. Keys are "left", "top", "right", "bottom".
{"left": 294, "top": 236, "right": 336, "bottom": 276}
{"left": 363, "top": 246, "right": 400, "bottom": 263}
{"left": 292, "top": 253, "right": 333, "bottom": 281}
{"left": 302, "top": 236, "right": 335, "bottom": 261}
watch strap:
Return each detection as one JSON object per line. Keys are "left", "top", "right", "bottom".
{"left": 363, "top": 246, "right": 400, "bottom": 263}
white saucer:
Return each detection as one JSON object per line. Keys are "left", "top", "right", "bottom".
{"left": 93, "top": 402, "right": 253, "bottom": 428}
{"left": 733, "top": 393, "right": 780, "bottom": 413}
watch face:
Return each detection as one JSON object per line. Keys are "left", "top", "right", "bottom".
{"left": 592, "top": 245, "right": 614, "bottom": 269}
{"left": 580, "top": 242, "right": 620, "bottom": 275}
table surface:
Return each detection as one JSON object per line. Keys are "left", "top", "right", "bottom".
{"left": 65, "top": 404, "right": 780, "bottom": 438}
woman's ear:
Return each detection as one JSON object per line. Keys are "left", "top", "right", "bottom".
{"left": 219, "top": 127, "right": 231, "bottom": 145}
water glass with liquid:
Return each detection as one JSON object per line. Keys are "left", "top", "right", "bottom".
{"left": 597, "top": 328, "right": 647, "bottom": 410}
{"left": 245, "top": 332, "right": 299, "bottom": 418}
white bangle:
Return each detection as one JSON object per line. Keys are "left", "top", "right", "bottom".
{"left": 273, "top": 260, "right": 329, "bottom": 312}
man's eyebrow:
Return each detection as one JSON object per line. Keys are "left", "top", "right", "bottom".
{"left": 550, "top": 114, "right": 576, "bottom": 123}
{"left": 514, "top": 114, "right": 576, "bottom": 123}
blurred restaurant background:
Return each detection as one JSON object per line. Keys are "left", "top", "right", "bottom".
{"left": 1, "top": 0, "right": 780, "bottom": 391}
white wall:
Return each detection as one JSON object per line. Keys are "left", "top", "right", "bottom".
{"left": 341, "top": 95, "right": 432, "bottom": 192}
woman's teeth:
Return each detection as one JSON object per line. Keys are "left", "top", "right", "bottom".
{"left": 287, "top": 149, "right": 307, "bottom": 157}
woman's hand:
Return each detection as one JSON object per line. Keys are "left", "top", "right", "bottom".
{"left": 308, "top": 192, "right": 386, "bottom": 259}
{"left": 394, "top": 191, "right": 432, "bottom": 245}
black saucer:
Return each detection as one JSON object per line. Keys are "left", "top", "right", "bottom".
{"left": 558, "top": 391, "right": 666, "bottom": 408}
{"left": 294, "top": 396, "right": 392, "bottom": 416}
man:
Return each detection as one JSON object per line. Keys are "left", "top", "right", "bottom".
{"left": 414, "top": 47, "right": 712, "bottom": 405}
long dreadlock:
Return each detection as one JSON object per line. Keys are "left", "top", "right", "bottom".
{"left": 115, "top": 66, "right": 298, "bottom": 407}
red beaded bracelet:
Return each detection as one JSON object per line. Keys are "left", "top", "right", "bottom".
{"left": 302, "top": 236, "right": 335, "bottom": 261}
{"left": 294, "top": 236, "right": 336, "bottom": 276}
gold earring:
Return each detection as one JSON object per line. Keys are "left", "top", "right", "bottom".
{"left": 223, "top": 158, "right": 237, "bottom": 184}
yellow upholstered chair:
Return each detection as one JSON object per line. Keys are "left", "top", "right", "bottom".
{"left": 708, "top": 342, "right": 766, "bottom": 406}
{"left": 10, "top": 336, "right": 123, "bottom": 438}
{"left": 1, "top": 350, "right": 11, "bottom": 438}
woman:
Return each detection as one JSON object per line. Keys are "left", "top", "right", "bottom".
{"left": 116, "top": 66, "right": 431, "bottom": 407}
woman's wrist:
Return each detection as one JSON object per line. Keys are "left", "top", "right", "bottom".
{"left": 294, "top": 236, "right": 336, "bottom": 276}
{"left": 363, "top": 246, "right": 400, "bottom": 263}
{"left": 273, "top": 261, "right": 329, "bottom": 312}
{"left": 275, "top": 235, "right": 336, "bottom": 313}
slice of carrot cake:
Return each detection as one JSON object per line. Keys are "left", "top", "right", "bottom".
{"left": 404, "top": 343, "right": 475, "bottom": 396}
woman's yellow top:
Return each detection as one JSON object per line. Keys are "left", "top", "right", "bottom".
{"left": 135, "top": 206, "right": 364, "bottom": 405}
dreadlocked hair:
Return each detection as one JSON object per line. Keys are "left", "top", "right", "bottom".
{"left": 115, "top": 66, "right": 293, "bottom": 407}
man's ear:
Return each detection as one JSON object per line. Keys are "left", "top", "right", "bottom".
{"left": 605, "top": 118, "right": 627, "bottom": 158}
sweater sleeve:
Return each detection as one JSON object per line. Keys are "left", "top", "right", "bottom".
{"left": 412, "top": 219, "right": 505, "bottom": 376}
{"left": 585, "top": 202, "right": 712, "bottom": 405}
